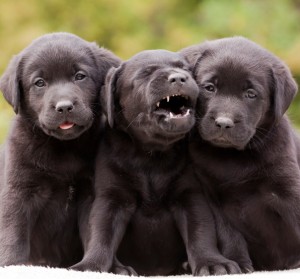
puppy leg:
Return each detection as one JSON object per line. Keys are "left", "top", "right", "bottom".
{"left": 172, "top": 169, "right": 241, "bottom": 276}
{"left": 76, "top": 194, "right": 136, "bottom": 275}
{"left": 212, "top": 205, "right": 254, "bottom": 273}
{"left": 173, "top": 194, "right": 241, "bottom": 275}
{"left": 70, "top": 194, "right": 136, "bottom": 274}
{"left": 0, "top": 189, "right": 35, "bottom": 265}
{"left": 77, "top": 195, "right": 93, "bottom": 255}
{"left": 110, "top": 257, "right": 138, "bottom": 276}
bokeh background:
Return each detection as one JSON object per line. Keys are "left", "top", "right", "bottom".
{"left": 1, "top": 0, "right": 300, "bottom": 142}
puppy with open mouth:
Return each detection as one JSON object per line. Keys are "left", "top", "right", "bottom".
{"left": 0, "top": 32, "right": 121, "bottom": 267}
{"left": 71, "top": 50, "right": 241, "bottom": 276}
{"left": 180, "top": 37, "right": 300, "bottom": 271}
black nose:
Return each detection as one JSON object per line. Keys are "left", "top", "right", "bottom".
{"left": 215, "top": 116, "right": 234, "bottom": 129}
{"left": 168, "top": 73, "right": 187, "bottom": 84}
{"left": 55, "top": 100, "right": 74, "bottom": 113}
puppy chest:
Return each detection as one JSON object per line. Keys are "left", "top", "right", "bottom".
{"left": 128, "top": 179, "right": 178, "bottom": 233}
{"left": 137, "top": 196, "right": 171, "bottom": 217}
{"left": 43, "top": 156, "right": 87, "bottom": 176}
{"left": 28, "top": 169, "right": 92, "bottom": 213}
{"left": 118, "top": 208, "right": 186, "bottom": 273}
{"left": 30, "top": 182, "right": 77, "bottom": 212}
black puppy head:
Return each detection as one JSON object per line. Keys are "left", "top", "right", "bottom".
{"left": 103, "top": 50, "right": 199, "bottom": 147}
{"left": 0, "top": 32, "right": 121, "bottom": 140}
{"left": 180, "top": 37, "right": 297, "bottom": 150}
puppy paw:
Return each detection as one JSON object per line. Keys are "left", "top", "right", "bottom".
{"left": 70, "top": 260, "right": 107, "bottom": 272}
{"left": 240, "top": 263, "right": 254, "bottom": 273}
{"left": 193, "top": 260, "right": 241, "bottom": 276}
{"left": 182, "top": 261, "right": 191, "bottom": 272}
{"left": 111, "top": 264, "right": 138, "bottom": 276}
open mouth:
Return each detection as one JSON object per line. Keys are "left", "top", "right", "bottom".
{"left": 59, "top": 122, "right": 75, "bottom": 130}
{"left": 40, "top": 119, "right": 92, "bottom": 140}
{"left": 154, "top": 94, "right": 192, "bottom": 119}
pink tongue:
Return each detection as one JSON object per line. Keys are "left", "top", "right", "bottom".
{"left": 59, "top": 122, "right": 74, "bottom": 130}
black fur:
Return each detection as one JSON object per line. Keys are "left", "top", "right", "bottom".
{"left": 0, "top": 32, "right": 121, "bottom": 267}
{"left": 180, "top": 37, "right": 300, "bottom": 270}
{"left": 71, "top": 50, "right": 241, "bottom": 276}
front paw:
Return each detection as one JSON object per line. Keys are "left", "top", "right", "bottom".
{"left": 70, "top": 260, "right": 108, "bottom": 273}
{"left": 240, "top": 263, "right": 254, "bottom": 273}
{"left": 193, "top": 260, "right": 241, "bottom": 276}
{"left": 111, "top": 264, "right": 138, "bottom": 276}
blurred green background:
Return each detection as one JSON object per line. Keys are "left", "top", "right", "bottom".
{"left": 1, "top": 0, "right": 300, "bottom": 142}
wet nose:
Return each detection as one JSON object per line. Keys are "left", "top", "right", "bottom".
{"left": 215, "top": 116, "right": 234, "bottom": 129}
{"left": 55, "top": 100, "right": 74, "bottom": 113}
{"left": 168, "top": 73, "right": 187, "bottom": 84}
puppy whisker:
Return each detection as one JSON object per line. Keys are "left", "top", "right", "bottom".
{"left": 125, "top": 115, "right": 141, "bottom": 130}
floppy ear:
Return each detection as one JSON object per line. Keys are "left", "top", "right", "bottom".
{"left": 89, "top": 43, "right": 121, "bottom": 79}
{"left": 271, "top": 61, "right": 298, "bottom": 121}
{"left": 179, "top": 43, "right": 209, "bottom": 73}
{"left": 0, "top": 55, "right": 22, "bottom": 114}
{"left": 101, "top": 66, "right": 122, "bottom": 128}
{"left": 95, "top": 46, "right": 121, "bottom": 69}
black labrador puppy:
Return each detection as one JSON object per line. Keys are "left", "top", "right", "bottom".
{"left": 0, "top": 32, "right": 120, "bottom": 267}
{"left": 180, "top": 37, "right": 300, "bottom": 271}
{"left": 71, "top": 50, "right": 242, "bottom": 276}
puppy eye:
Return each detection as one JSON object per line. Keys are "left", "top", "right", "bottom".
{"left": 145, "top": 66, "right": 158, "bottom": 75}
{"left": 75, "top": 72, "right": 86, "bottom": 81}
{"left": 246, "top": 90, "right": 257, "bottom": 99}
{"left": 203, "top": 84, "right": 216, "bottom": 93}
{"left": 35, "top": 79, "right": 46, "bottom": 87}
{"left": 137, "top": 66, "right": 157, "bottom": 79}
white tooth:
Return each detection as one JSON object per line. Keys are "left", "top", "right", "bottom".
{"left": 186, "top": 109, "right": 190, "bottom": 115}
{"left": 167, "top": 96, "right": 170, "bottom": 102}
{"left": 170, "top": 112, "right": 174, "bottom": 118}
{"left": 157, "top": 102, "right": 160, "bottom": 107}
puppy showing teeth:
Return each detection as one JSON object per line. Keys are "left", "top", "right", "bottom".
{"left": 71, "top": 50, "right": 240, "bottom": 276}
